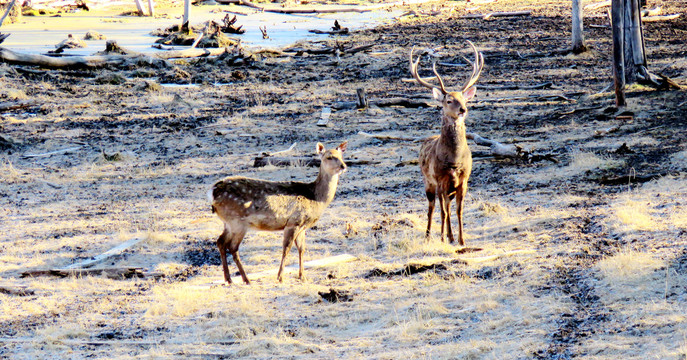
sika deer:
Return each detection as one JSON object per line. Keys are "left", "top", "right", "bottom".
{"left": 208, "top": 141, "right": 348, "bottom": 284}
{"left": 410, "top": 41, "right": 484, "bottom": 246}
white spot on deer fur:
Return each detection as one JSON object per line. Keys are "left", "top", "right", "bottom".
{"left": 207, "top": 187, "right": 215, "bottom": 203}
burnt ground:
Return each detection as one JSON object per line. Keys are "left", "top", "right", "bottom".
{"left": 1, "top": 0, "right": 686, "bottom": 358}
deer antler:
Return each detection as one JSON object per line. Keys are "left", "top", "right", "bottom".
{"left": 409, "top": 48, "right": 448, "bottom": 94}
{"left": 409, "top": 41, "right": 484, "bottom": 95}
{"left": 460, "top": 40, "right": 484, "bottom": 92}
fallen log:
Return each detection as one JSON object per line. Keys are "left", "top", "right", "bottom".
{"left": 253, "top": 156, "right": 379, "bottom": 167}
{"left": 466, "top": 132, "right": 521, "bottom": 157}
{"left": 309, "top": 28, "right": 349, "bottom": 35}
{"left": 152, "top": 46, "right": 232, "bottom": 59}
{"left": 598, "top": 172, "right": 666, "bottom": 185}
{"left": 20, "top": 267, "right": 150, "bottom": 279}
{"left": 0, "top": 283, "right": 34, "bottom": 296}
{"left": 283, "top": 43, "right": 373, "bottom": 55}
{"left": 642, "top": 13, "right": 680, "bottom": 22}
{"left": 0, "top": 47, "right": 167, "bottom": 69}
{"left": 365, "top": 250, "right": 535, "bottom": 278}
{"left": 333, "top": 97, "right": 434, "bottom": 110}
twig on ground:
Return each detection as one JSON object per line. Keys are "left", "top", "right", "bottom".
{"left": 22, "top": 146, "right": 84, "bottom": 159}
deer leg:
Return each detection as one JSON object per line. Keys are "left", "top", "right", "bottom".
{"left": 445, "top": 194, "right": 455, "bottom": 244}
{"left": 216, "top": 228, "right": 232, "bottom": 285}
{"left": 455, "top": 181, "right": 467, "bottom": 246}
{"left": 277, "top": 226, "right": 297, "bottom": 282}
{"left": 226, "top": 226, "right": 249, "bottom": 284}
{"left": 425, "top": 188, "right": 436, "bottom": 240}
{"left": 437, "top": 190, "right": 448, "bottom": 243}
{"left": 293, "top": 229, "right": 307, "bottom": 281}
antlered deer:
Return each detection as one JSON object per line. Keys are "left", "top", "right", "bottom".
{"left": 208, "top": 141, "right": 348, "bottom": 284}
{"left": 410, "top": 41, "right": 484, "bottom": 246}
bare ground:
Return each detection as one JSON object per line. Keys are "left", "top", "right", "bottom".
{"left": 1, "top": 0, "right": 687, "bottom": 359}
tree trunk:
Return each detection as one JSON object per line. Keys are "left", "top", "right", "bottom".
{"left": 611, "top": 0, "right": 626, "bottom": 106}
{"left": 147, "top": 0, "right": 155, "bottom": 16}
{"left": 183, "top": 0, "right": 191, "bottom": 28}
{"left": 134, "top": 0, "right": 145, "bottom": 16}
{"left": 571, "top": 0, "right": 587, "bottom": 53}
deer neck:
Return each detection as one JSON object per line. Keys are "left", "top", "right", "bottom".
{"left": 313, "top": 169, "right": 340, "bottom": 205}
{"left": 439, "top": 112, "right": 468, "bottom": 151}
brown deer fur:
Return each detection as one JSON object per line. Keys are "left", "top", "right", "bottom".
{"left": 208, "top": 141, "right": 347, "bottom": 284}
{"left": 411, "top": 42, "right": 484, "bottom": 245}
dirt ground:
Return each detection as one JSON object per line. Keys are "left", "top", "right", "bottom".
{"left": 1, "top": 0, "right": 686, "bottom": 359}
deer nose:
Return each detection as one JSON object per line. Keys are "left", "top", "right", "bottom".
{"left": 459, "top": 106, "right": 467, "bottom": 114}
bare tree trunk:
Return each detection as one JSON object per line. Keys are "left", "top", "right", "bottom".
{"left": 611, "top": 0, "right": 626, "bottom": 106}
{"left": 134, "top": 0, "right": 145, "bottom": 16}
{"left": 183, "top": 0, "right": 191, "bottom": 28}
{"left": 147, "top": 0, "right": 155, "bottom": 16}
{"left": 571, "top": 0, "right": 587, "bottom": 53}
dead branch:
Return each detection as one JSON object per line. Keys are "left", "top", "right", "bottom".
{"left": 333, "top": 97, "right": 434, "bottom": 110}
{"left": 460, "top": 249, "right": 536, "bottom": 263}
{"left": 584, "top": 0, "right": 610, "bottom": 11}
{"left": 358, "top": 131, "right": 419, "bottom": 142}
{"left": 62, "top": 238, "right": 144, "bottom": 270}
{"left": 642, "top": 13, "right": 681, "bottom": 22}
{"left": 558, "top": 105, "right": 605, "bottom": 117}
{"left": 284, "top": 43, "right": 373, "bottom": 56}
{"left": 253, "top": 156, "right": 378, "bottom": 168}
{"left": 0, "top": 100, "right": 33, "bottom": 112}
{"left": 466, "top": 132, "right": 521, "bottom": 157}
{"left": 459, "top": 11, "right": 531, "bottom": 20}
{"left": 22, "top": 146, "right": 83, "bottom": 159}
{"left": 598, "top": 172, "right": 666, "bottom": 185}
{"left": 641, "top": 6, "right": 662, "bottom": 17}
{"left": 479, "top": 82, "right": 553, "bottom": 91}
{"left": 190, "top": 32, "right": 204, "bottom": 48}
{"left": 0, "top": 0, "right": 16, "bottom": 28}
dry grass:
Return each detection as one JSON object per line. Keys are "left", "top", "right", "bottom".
{"left": 1, "top": 0, "right": 686, "bottom": 359}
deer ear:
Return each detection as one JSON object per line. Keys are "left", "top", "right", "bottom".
{"left": 316, "top": 142, "right": 325, "bottom": 155}
{"left": 463, "top": 86, "right": 477, "bottom": 101}
{"left": 337, "top": 141, "right": 348, "bottom": 153}
{"left": 432, "top": 87, "right": 443, "bottom": 101}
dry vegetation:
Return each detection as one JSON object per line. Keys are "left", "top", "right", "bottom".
{"left": 1, "top": 0, "right": 686, "bottom": 358}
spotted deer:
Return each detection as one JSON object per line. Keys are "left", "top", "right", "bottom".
{"left": 208, "top": 141, "right": 348, "bottom": 285}
{"left": 410, "top": 41, "right": 484, "bottom": 246}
